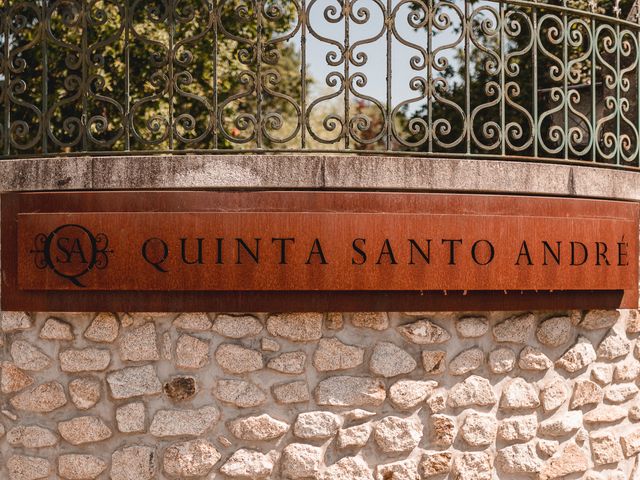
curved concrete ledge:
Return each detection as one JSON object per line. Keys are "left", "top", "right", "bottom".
{"left": 1, "top": 154, "right": 640, "bottom": 201}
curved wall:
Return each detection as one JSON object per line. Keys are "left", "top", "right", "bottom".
{"left": 2, "top": 155, "right": 640, "bottom": 200}
{"left": 1, "top": 155, "right": 639, "bottom": 479}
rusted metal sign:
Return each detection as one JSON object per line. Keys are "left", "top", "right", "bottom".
{"left": 2, "top": 191, "right": 638, "bottom": 312}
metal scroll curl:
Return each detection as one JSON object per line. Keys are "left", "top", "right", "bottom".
{"left": 0, "top": 0, "right": 638, "bottom": 168}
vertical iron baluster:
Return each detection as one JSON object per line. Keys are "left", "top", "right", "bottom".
{"left": 168, "top": 0, "right": 174, "bottom": 151}
{"left": 300, "top": 0, "right": 306, "bottom": 149}
{"left": 563, "top": 1, "right": 568, "bottom": 160}
{"left": 616, "top": 22, "right": 620, "bottom": 166}
{"left": 212, "top": 0, "right": 218, "bottom": 149}
{"left": 124, "top": 0, "right": 130, "bottom": 151}
{"left": 427, "top": 0, "right": 433, "bottom": 153}
{"left": 533, "top": 2, "right": 538, "bottom": 158}
{"left": 2, "top": 0, "right": 7, "bottom": 157}
{"left": 256, "top": 0, "right": 263, "bottom": 149}
{"left": 465, "top": 0, "right": 470, "bottom": 154}
{"left": 591, "top": 17, "right": 596, "bottom": 163}
{"left": 344, "top": 0, "right": 350, "bottom": 150}
{"left": 41, "top": 0, "right": 47, "bottom": 154}
{"left": 386, "top": 0, "right": 391, "bottom": 151}
{"left": 500, "top": 1, "right": 505, "bottom": 156}
{"left": 81, "top": 0, "right": 87, "bottom": 152}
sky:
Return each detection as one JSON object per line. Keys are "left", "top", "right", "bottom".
{"left": 302, "top": 0, "right": 463, "bottom": 110}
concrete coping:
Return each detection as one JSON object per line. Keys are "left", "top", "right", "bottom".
{"left": 1, "top": 154, "right": 640, "bottom": 202}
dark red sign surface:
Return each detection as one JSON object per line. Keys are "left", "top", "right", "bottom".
{"left": 2, "top": 191, "right": 638, "bottom": 312}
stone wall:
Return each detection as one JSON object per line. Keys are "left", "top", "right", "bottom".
{"left": 1, "top": 309, "right": 640, "bottom": 479}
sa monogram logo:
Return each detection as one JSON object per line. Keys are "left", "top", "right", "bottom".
{"left": 31, "top": 224, "right": 112, "bottom": 287}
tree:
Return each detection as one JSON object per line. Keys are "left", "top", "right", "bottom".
{"left": 3, "top": 0, "right": 306, "bottom": 154}
{"left": 404, "top": 0, "right": 638, "bottom": 162}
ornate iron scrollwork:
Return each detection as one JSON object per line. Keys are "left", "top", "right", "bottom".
{"left": 0, "top": 0, "right": 638, "bottom": 169}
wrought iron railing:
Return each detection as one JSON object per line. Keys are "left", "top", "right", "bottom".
{"left": 2, "top": 0, "right": 640, "bottom": 169}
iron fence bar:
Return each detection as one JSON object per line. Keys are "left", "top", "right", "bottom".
{"left": 1, "top": 145, "right": 639, "bottom": 171}
{"left": 616, "top": 22, "right": 621, "bottom": 166}
{"left": 124, "top": 0, "right": 130, "bottom": 151}
{"left": 386, "top": 0, "right": 391, "bottom": 151}
{"left": 81, "top": 0, "right": 87, "bottom": 152}
{"left": 563, "top": 6, "right": 568, "bottom": 160}
{"left": 465, "top": 0, "right": 471, "bottom": 155}
{"left": 168, "top": 1, "right": 174, "bottom": 152}
{"left": 300, "top": 0, "right": 306, "bottom": 150}
{"left": 503, "top": 0, "right": 640, "bottom": 28}
{"left": 4, "top": 0, "right": 9, "bottom": 157}
{"left": 344, "top": 0, "right": 350, "bottom": 150}
{"left": 214, "top": 0, "right": 219, "bottom": 148}
{"left": 500, "top": 1, "right": 505, "bottom": 156}
{"left": 427, "top": 0, "right": 433, "bottom": 154}
{"left": 41, "top": 0, "right": 46, "bottom": 155}
{"left": 256, "top": 0, "right": 263, "bottom": 149}
{"left": 592, "top": 17, "right": 597, "bottom": 163}
{"left": 533, "top": 3, "right": 538, "bottom": 159}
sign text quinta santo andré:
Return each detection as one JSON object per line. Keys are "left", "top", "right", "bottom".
{"left": 15, "top": 209, "right": 637, "bottom": 294}
{"left": 141, "top": 236, "right": 630, "bottom": 272}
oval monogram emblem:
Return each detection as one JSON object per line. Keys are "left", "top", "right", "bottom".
{"left": 31, "top": 224, "right": 111, "bottom": 287}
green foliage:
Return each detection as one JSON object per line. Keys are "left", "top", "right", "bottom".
{"left": 5, "top": 0, "right": 306, "bottom": 154}
{"left": 404, "top": 0, "right": 638, "bottom": 158}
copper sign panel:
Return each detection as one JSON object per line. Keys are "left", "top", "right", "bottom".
{"left": 2, "top": 191, "right": 638, "bottom": 311}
